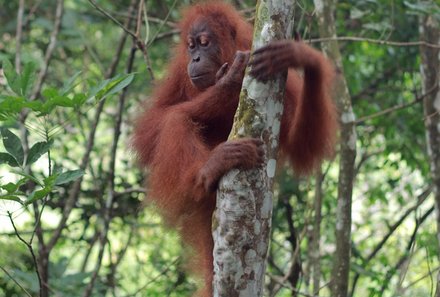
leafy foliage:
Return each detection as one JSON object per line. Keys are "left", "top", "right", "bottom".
{"left": 0, "top": 0, "right": 439, "bottom": 296}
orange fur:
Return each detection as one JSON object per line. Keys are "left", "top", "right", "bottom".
{"left": 132, "top": 2, "right": 337, "bottom": 296}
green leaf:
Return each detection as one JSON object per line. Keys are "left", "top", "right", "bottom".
{"left": 50, "top": 96, "right": 75, "bottom": 108}
{"left": 87, "top": 78, "right": 110, "bottom": 101}
{"left": 72, "top": 93, "right": 87, "bottom": 108}
{"left": 42, "top": 87, "right": 59, "bottom": 99}
{"left": 0, "top": 152, "right": 20, "bottom": 167}
{"left": 1, "top": 60, "right": 36, "bottom": 96}
{"left": 100, "top": 73, "right": 135, "bottom": 99}
{"left": 0, "top": 178, "right": 26, "bottom": 193}
{"left": 61, "top": 71, "right": 82, "bottom": 95}
{"left": 1, "top": 59, "right": 21, "bottom": 95}
{"left": 404, "top": 1, "right": 440, "bottom": 14}
{"left": 24, "top": 100, "right": 45, "bottom": 113}
{"left": 1, "top": 128, "right": 24, "bottom": 166}
{"left": 0, "top": 194, "right": 23, "bottom": 204}
{"left": 350, "top": 7, "right": 367, "bottom": 19}
{"left": 20, "top": 62, "right": 36, "bottom": 96}
{"left": 89, "top": 73, "right": 135, "bottom": 102}
{"left": 35, "top": 89, "right": 75, "bottom": 115}
{"left": 40, "top": 97, "right": 75, "bottom": 114}
{"left": 26, "top": 140, "right": 52, "bottom": 165}
{"left": 43, "top": 174, "right": 58, "bottom": 187}
{"left": 0, "top": 96, "right": 26, "bottom": 120}
{"left": 0, "top": 96, "right": 45, "bottom": 115}
{"left": 26, "top": 186, "right": 51, "bottom": 205}
{"left": 12, "top": 170, "right": 43, "bottom": 187}
{"left": 54, "top": 169, "right": 84, "bottom": 185}
{"left": 363, "top": 21, "right": 393, "bottom": 32}
{"left": 1, "top": 182, "right": 19, "bottom": 193}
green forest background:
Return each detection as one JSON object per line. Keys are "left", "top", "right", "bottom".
{"left": 0, "top": 0, "right": 439, "bottom": 296}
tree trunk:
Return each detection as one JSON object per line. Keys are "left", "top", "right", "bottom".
{"left": 419, "top": 14, "right": 440, "bottom": 297}
{"left": 212, "top": 1, "right": 295, "bottom": 296}
{"left": 311, "top": 168, "right": 323, "bottom": 296}
{"left": 314, "top": 1, "right": 357, "bottom": 297}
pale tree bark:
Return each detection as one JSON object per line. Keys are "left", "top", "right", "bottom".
{"left": 310, "top": 168, "right": 324, "bottom": 296}
{"left": 419, "top": 14, "right": 440, "bottom": 297}
{"left": 212, "top": 1, "right": 295, "bottom": 296}
{"left": 314, "top": 1, "right": 357, "bottom": 297}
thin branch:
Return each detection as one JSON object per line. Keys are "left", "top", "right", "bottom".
{"left": 87, "top": 0, "right": 137, "bottom": 40}
{"left": 153, "top": 28, "right": 180, "bottom": 42}
{"left": 267, "top": 255, "right": 285, "bottom": 276}
{"left": 91, "top": 10, "right": 178, "bottom": 28}
{"left": 46, "top": 1, "right": 134, "bottom": 251}
{"left": 270, "top": 195, "right": 310, "bottom": 297}
{"left": 136, "top": 0, "right": 145, "bottom": 39}
{"left": 15, "top": 0, "right": 25, "bottom": 73}
{"left": 114, "top": 187, "right": 145, "bottom": 198}
{"left": 0, "top": 228, "right": 58, "bottom": 237}
{"left": 402, "top": 266, "right": 440, "bottom": 291}
{"left": 82, "top": 21, "right": 138, "bottom": 297}
{"left": 7, "top": 212, "right": 42, "bottom": 294}
{"left": 142, "top": 15, "right": 177, "bottom": 28}
{"left": 122, "top": 257, "right": 181, "bottom": 297}
{"left": 80, "top": 231, "right": 100, "bottom": 273}
{"left": 311, "top": 168, "right": 324, "bottom": 296}
{"left": 355, "top": 83, "right": 438, "bottom": 124}
{"left": 31, "top": 127, "right": 53, "bottom": 249}
{"left": 23, "top": 0, "right": 43, "bottom": 27}
{"left": 14, "top": 4, "right": 44, "bottom": 271}
{"left": 280, "top": 195, "right": 302, "bottom": 288}
{"left": 309, "top": 36, "right": 440, "bottom": 49}
{"left": 354, "top": 149, "right": 384, "bottom": 177}
{"left": 369, "top": 187, "right": 431, "bottom": 261}
{"left": 0, "top": 266, "right": 33, "bottom": 297}
{"left": 268, "top": 274, "right": 331, "bottom": 297}
{"left": 147, "top": 0, "right": 178, "bottom": 46}
{"left": 350, "top": 186, "right": 432, "bottom": 296}
{"left": 352, "top": 61, "right": 407, "bottom": 102}
{"left": 378, "top": 206, "right": 435, "bottom": 295}
{"left": 113, "top": 224, "right": 136, "bottom": 269}
{"left": 111, "top": 6, "right": 252, "bottom": 41}
{"left": 105, "top": 224, "right": 136, "bottom": 293}
{"left": 135, "top": 0, "right": 154, "bottom": 80}
{"left": 88, "top": 0, "right": 155, "bottom": 79}
{"left": 30, "top": 129, "right": 53, "bottom": 247}
{"left": 31, "top": 0, "right": 65, "bottom": 100}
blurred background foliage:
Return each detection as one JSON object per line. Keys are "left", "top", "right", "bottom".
{"left": 0, "top": 0, "right": 439, "bottom": 296}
